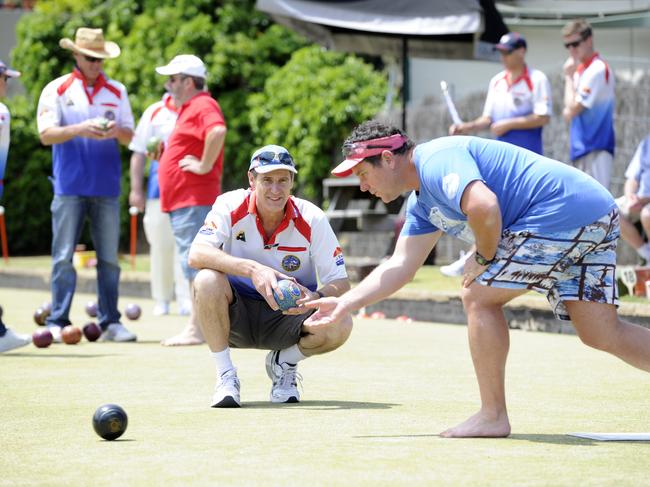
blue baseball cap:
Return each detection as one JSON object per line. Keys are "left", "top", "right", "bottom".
{"left": 494, "top": 32, "right": 527, "bottom": 53}
{"left": 249, "top": 145, "right": 298, "bottom": 174}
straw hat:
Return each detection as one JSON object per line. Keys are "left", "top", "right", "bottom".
{"left": 59, "top": 28, "right": 121, "bottom": 59}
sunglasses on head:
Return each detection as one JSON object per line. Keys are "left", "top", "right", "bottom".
{"left": 254, "top": 151, "right": 294, "bottom": 166}
{"left": 84, "top": 55, "right": 103, "bottom": 63}
{"left": 564, "top": 28, "right": 592, "bottom": 49}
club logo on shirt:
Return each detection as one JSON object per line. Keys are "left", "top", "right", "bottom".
{"left": 442, "top": 173, "right": 460, "bottom": 199}
{"left": 281, "top": 255, "right": 301, "bottom": 272}
{"left": 236, "top": 231, "right": 246, "bottom": 242}
{"left": 198, "top": 226, "right": 214, "bottom": 236}
{"left": 333, "top": 246, "right": 345, "bottom": 266}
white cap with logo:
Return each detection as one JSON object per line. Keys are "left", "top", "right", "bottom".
{"left": 155, "top": 54, "right": 207, "bottom": 79}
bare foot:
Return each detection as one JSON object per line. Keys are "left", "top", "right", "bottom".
{"left": 161, "top": 324, "right": 204, "bottom": 347}
{"left": 440, "top": 409, "right": 511, "bottom": 438}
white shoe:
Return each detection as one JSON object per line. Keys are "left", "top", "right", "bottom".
{"left": 100, "top": 323, "right": 137, "bottom": 342}
{"left": 265, "top": 350, "right": 302, "bottom": 403}
{"left": 178, "top": 299, "right": 192, "bottom": 316}
{"left": 47, "top": 325, "right": 62, "bottom": 343}
{"left": 440, "top": 251, "right": 471, "bottom": 277}
{"left": 0, "top": 329, "right": 31, "bottom": 352}
{"left": 152, "top": 301, "right": 170, "bottom": 316}
{"left": 637, "top": 243, "right": 650, "bottom": 263}
{"left": 211, "top": 368, "right": 241, "bottom": 408}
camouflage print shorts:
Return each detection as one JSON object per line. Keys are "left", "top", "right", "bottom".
{"left": 477, "top": 209, "right": 620, "bottom": 321}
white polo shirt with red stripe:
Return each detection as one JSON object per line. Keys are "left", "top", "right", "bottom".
{"left": 193, "top": 188, "right": 348, "bottom": 299}
{"left": 482, "top": 65, "right": 552, "bottom": 154}
{"left": 570, "top": 52, "right": 615, "bottom": 161}
{"left": 37, "top": 68, "right": 134, "bottom": 197}
{"left": 128, "top": 94, "right": 178, "bottom": 199}
{"left": 0, "top": 102, "right": 10, "bottom": 199}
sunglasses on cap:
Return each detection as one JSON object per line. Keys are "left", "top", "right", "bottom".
{"left": 83, "top": 55, "right": 104, "bottom": 63}
{"left": 564, "top": 28, "right": 592, "bottom": 49}
{"left": 252, "top": 151, "right": 295, "bottom": 167}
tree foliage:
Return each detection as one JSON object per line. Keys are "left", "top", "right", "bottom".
{"left": 4, "top": 0, "right": 387, "bottom": 254}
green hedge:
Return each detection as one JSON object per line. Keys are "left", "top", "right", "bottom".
{"left": 3, "top": 0, "right": 388, "bottom": 254}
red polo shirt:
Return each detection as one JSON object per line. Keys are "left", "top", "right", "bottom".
{"left": 159, "top": 92, "right": 226, "bottom": 212}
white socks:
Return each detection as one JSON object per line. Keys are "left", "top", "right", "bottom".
{"left": 278, "top": 344, "right": 307, "bottom": 366}
{"left": 637, "top": 242, "right": 650, "bottom": 261}
{"left": 212, "top": 348, "right": 234, "bottom": 376}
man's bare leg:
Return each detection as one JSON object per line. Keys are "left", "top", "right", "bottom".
{"left": 161, "top": 280, "right": 205, "bottom": 346}
{"left": 441, "top": 285, "right": 526, "bottom": 438}
{"left": 299, "top": 313, "right": 353, "bottom": 356}
{"left": 567, "top": 300, "right": 650, "bottom": 372}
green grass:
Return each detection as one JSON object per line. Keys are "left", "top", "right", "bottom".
{"left": 1, "top": 288, "right": 650, "bottom": 486}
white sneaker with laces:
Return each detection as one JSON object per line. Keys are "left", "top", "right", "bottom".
{"left": 265, "top": 350, "right": 302, "bottom": 403}
{"left": 152, "top": 301, "right": 170, "bottom": 316}
{"left": 211, "top": 368, "right": 241, "bottom": 408}
{"left": 0, "top": 329, "right": 32, "bottom": 352}
{"left": 47, "top": 325, "right": 62, "bottom": 343}
{"left": 440, "top": 251, "right": 471, "bottom": 277}
{"left": 100, "top": 323, "right": 137, "bottom": 342}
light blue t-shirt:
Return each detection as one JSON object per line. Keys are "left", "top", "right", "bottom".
{"left": 402, "top": 136, "right": 616, "bottom": 242}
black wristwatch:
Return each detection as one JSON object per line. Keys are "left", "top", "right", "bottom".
{"left": 474, "top": 251, "right": 495, "bottom": 266}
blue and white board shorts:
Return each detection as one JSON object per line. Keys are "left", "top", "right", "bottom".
{"left": 477, "top": 210, "right": 620, "bottom": 321}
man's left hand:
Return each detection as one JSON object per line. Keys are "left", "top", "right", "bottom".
{"left": 462, "top": 253, "right": 488, "bottom": 288}
{"left": 490, "top": 120, "right": 511, "bottom": 137}
{"left": 179, "top": 155, "right": 211, "bottom": 175}
{"left": 282, "top": 282, "right": 320, "bottom": 315}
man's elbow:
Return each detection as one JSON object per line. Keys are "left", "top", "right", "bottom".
{"left": 39, "top": 131, "right": 53, "bottom": 146}
{"left": 187, "top": 246, "right": 201, "bottom": 269}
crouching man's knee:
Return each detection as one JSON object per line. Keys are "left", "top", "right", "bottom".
{"left": 193, "top": 268, "right": 231, "bottom": 303}
{"left": 300, "top": 313, "right": 353, "bottom": 355}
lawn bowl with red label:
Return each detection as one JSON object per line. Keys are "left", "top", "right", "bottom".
{"left": 273, "top": 280, "right": 302, "bottom": 311}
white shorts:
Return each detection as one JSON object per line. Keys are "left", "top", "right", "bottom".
{"left": 572, "top": 150, "right": 613, "bottom": 191}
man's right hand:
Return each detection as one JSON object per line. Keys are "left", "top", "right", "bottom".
{"left": 449, "top": 123, "right": 469, "bottom": 136}
{"left": 563, "top": 56, "right": 576, "bottom": 77}
{"left": 77, "top": 119, "right": 111, "bottom": 139}
{"left": 128, "top": 188, "right": 146, "bottom": 213}
{"left": 303, "top": 296, "right": 351, "bottom": 330}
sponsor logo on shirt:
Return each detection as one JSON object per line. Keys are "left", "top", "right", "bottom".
{"left": 236, "top": 231, "right": 246, "bottom": 242}
{"left": 333, "top": 246, "right": 345, "bottom": 266}
{"left": 198, "top": 226, "right": 214, "bottom": 236}
{"left": 442, "top": 173, "right": 460, "bottom": 199}
{"left": 104, "top": 110, "right": 116, "bottom": 121}
{"left": 281, "top": 254, "right": 301, "bottom": 272}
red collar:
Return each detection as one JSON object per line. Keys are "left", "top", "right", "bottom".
{"left": 248, "top": 192, "right": 299, "bottom": 246}
{"left": 162, "top": 93, "right": 179, "bottom": 113}
{"left": 501, "top": 65, "right": 532, "bottom": 92}
{"left": 576, "top": 52, "right": 600, "bottom": 75}
{"left": 70, "top": 67, "right": 121, "bottom": 103}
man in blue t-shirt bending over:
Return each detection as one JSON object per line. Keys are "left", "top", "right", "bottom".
{"left": 305, "top": 120, "right": 650, "bottom": 438}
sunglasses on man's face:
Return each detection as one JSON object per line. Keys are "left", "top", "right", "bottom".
{"left": 254, "top": 151, "right": 294, "bottom": 166}
{"left": 564, "top": 29, "right": 591, "bottom": 49}
{"left": 84, "top": 55, "right": 103, "bottom": 63}
{"left": 168, "top": 75, "right": 188, "bottom": 84}
{"left": 563, "top": 39, "right": 583, "bottom": 49}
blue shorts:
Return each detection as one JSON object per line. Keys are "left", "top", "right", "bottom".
{"left": 169, "top": 205, "right": 211, "bottom": 281}
{"left": 478, "top": 210, "right": 620, "bottom": 321}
